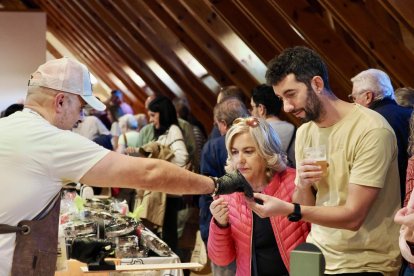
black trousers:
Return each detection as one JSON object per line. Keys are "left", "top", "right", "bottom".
{"left": 162, "top": 197, "right": 183, "bottom": 253}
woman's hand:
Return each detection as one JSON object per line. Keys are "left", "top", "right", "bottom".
{"left": 210, "top": 197, "right": 229, "bottom": 227}
{"left": 395, "top": 207, "right": 414, "bottom": 229}
{"left": 402, "top": 225, "right": 414, "bottom": 244}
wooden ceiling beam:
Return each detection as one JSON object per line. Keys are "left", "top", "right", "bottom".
{"left": 152, "top": 0, "right": 259, "bottom": 98}
{"left": 109, "top": 0, "right": 216, "bottom": 108}
{"left": 265, "top": 0, "right": 369, "bottom": 94}
{"left": 319, "top": 0, "right": 414, "bottom": 87}
{"left": 36, "top": 1, "right": 120, "bottom": 100}
{"left": 379, "top": 0, "right": 414, "bottom": 37}
{"left": 106, "top": 0, "right": 215, "bottom": 127}
{"left": 66, "top": 0, "right": 178, "bottom": 104}
{"left": 139, "top": 0, "right": 233, "bottom": 87}
{"left": 46, "top": 40, "right": 62, "bottom": 59}
{"left": 208, "top": 0, "right": 282, "bottom": 62}
{"left": 38, "top": 0, "right": 145, "bottom": 110}
{"left": 63, "top": 2, "right": 175, "bottom": 105}
{"left": 60, "top": 0, "right": 148, "bottom": 108}
{"left": 45, "top": 19, "right": 118, "bottom": 98}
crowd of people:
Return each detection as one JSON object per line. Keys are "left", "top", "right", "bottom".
{"left": 1, "top": 45, "right": 414, "bottom": 276}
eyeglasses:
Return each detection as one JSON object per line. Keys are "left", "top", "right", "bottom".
{"left": 232, "top": 117, "right": 260, "bottom": 128}
{"left": 347, "top": 94, "right": 356, "bottom": 102}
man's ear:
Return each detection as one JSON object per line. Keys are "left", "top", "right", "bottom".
{"left": 258, "top": 104, "right": 266, "bottom": 117}
{"left": 311, "top": 76, "right": 324, "bottom": 94}
{"left": 366, "top": 91, "right": 375, "bottom": 105}
{"left": 54, "top": 93, "right": 65, "bottom": 113}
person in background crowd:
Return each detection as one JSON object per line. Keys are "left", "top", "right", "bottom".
{"left": 173, "top": 96, "right": 207, "bottom": 173}
{"left": 395, "top": 87, "right": 414, "bottom": 108}
{"left": 108, "top": 89, "right": 133, "bottom": 117}
{"left": 208, "top": 117, "right": 309, "bottom": 276}
{"left": 217, "top": 85, "right": 246, "bottom": 106}
{"left": 350, "top": 68, "right": 412, "bottom": 204}
{"left": 138, "top": 95, "right": 197, "bottom": 168}
{"left": 134, "top": 113, "right": 148, "bottom": 131}
{"left": 107, "top": 104, "right": 124, "bottom": 151}
{"left": 199, "top": 97, "right": 249, "bottom": 275}
{"left": 72, "top": 106, "right": 110, "bottom": 141}
{"left": 209, "top": 85, "right": 247, "bottom": 140}
{"left": 117, "top": 114, "right": 139, "bottom": 153}
{"left": 250, "top": 84, "right": 296, "bottom": 167}
{"left": 0, "top": 57, "right": 252, "bottom": 276}
{"left": 396, "top": 112, "right": 414, "bottom": 276}
{"left": 1, "top": 103, "right": 24, "bottom": 117}
{"left": 248, "top": 46, "right": 401, "bottom": 275}
{"left": 129, "top": 96, "right": 189, "bottom": 252}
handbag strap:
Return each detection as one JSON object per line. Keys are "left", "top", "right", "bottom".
{"left": 123, "top": 133, "right": 128, "bottom": 146}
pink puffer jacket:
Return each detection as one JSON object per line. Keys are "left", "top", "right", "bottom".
{"left": 207, "top": 168, "right": 310, "bottom": 275}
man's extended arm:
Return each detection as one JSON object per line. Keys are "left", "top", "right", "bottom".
{"left": 80, "top": 151, "right": 252, "bottom": 196}
{"left": 81, "top": 151, "right": 215, "bottom": 195}
{"left": 249, "top": 183, "right": 380, "bottom": 231}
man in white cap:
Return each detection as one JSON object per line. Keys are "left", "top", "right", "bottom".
{"left": 0, "top": 57, "right": 251, "bottom": 275}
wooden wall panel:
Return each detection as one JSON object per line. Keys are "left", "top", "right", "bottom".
{"left": 319, "top": 0, "right": 414, "bottom": 87}
{"left": 109, "top": 0, "right": 215, "bottom": 127}
{"left": 154, "top": 0, "right": 259, "bottom": 98}
{"left": 11, "top": 0, "right": 414, "bottom": 129}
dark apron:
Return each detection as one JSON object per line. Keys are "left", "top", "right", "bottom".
{"left": 0, "top": 192, "right": 61, "bottom": 276}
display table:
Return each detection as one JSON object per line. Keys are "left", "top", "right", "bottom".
{"left": 55, "top": 256, "right": 202, "bottom": 276}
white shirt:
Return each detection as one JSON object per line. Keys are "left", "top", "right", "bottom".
{"left": 157, "top": 125, "right": 188, "bottom": 167}
{"left": 0, "top": 109, "right": 109, "bottom": 275}
{"left": 72, "top": 116, "right": 110, "bottom": 140}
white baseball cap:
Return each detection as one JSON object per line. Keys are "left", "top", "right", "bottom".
{"left": 28, "top": 57, "right": 106, "bottom": 111}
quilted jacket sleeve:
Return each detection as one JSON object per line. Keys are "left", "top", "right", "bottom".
{"left": 207, "top": 218, "right": 236, "bottom": 266}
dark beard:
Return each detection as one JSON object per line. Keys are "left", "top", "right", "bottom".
{"left": 302, "top": 89, "right": 325, "bottom": 123}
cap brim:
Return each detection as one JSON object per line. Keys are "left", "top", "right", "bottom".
{"left": 81, "top": 95, "right": 106, "bottom": 111}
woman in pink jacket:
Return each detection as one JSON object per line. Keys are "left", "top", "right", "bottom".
{"left": 208, "top": 117, "right": 310, "bottom": 276}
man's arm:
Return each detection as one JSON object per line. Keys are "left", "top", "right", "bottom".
{"left": 80, "top": 151, "right": 215, "bottom": 195}
{"left": 249, "top": 182, "right": 380, "bottom": 231}
{"left": 292, "top": 185, "right": 316, "bottom": 206}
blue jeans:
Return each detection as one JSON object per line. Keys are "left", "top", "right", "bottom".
{"left": 211, "top": 260, "right": 236, "bottom": 276}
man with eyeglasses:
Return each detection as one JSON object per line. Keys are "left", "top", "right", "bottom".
{"left": 350, "top": 69, "right": 412, "bottom": 204}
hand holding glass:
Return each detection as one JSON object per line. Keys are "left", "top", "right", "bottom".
{"left": 304, "top": 145, "right": 328, "bottom": 175}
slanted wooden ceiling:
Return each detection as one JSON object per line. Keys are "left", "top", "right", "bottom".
{"left": 2, "top": 0, "right": 414, "bottom": 130}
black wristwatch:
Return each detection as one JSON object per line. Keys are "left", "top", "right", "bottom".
{"left": 288, "top": 203, "right": 302, "bottom": 222}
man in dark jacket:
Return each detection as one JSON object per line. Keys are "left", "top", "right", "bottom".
{"left": 350, "top": 68, "right": 413, "bottom": 204}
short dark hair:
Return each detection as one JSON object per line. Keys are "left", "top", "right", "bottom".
{"left": 251, "top": 84, "right": 282, "bottom": 116}
{"left": 265, "top": 46, "right": 331, "bottom": 92}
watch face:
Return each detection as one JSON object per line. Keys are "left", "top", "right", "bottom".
{"left": 288, "top": 213, "right": 301, "bottom": 222}
{"left": 288, "top": 203, "right": 302, "bottom": 222}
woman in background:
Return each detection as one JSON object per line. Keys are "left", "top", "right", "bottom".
{"left": 395, "top": 112, "right": 414, "bottom": 276}
{"left": 128, "top": 96, "right": 188, "bottom": 253}
{"left": 208, "top": 117, "right": 309, "bottom": 276}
